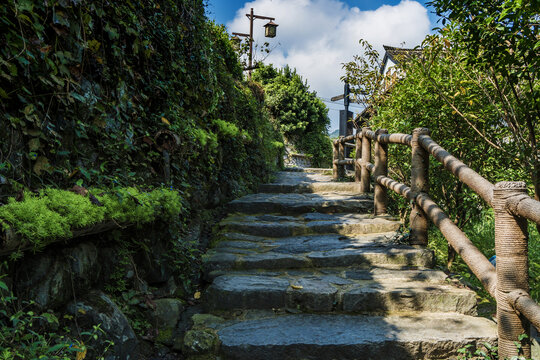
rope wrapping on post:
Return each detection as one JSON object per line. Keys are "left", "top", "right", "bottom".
{"left": 410, "top": 128, "right": 430, "bottom": 246}
{"left": 493, "top": 181, "right": 531, "bottom": 359}
{"left": 355, "top": 132, "right": 362, "bottom": 183}
{"left": 332, "top": 141, "right": 339, "bottom": 180}
{"left": 373, "top": 129, "right": 388, "bottom": 215}
{"left": 360, "top": 127, "right": 372, "bottom": 193}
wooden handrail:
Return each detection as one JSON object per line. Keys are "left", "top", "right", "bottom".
{"left": 506, "top": 194, "right": 540, "bottom": 225}
{"left": 333, "top": 159, "right": 355, "bottom": 165}
{"left": 418, "top": 135, "right": 495, "bottom": 206}
{"left": 332, "top": 126, "right": 540, "bottom": 359}
{"left": 509, "top": 290, "right": 540, "bottom": 332}
{"left": 366, "top": 164, "right": 498, "bottom": 297}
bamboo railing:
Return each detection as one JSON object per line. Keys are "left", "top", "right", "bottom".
{"left": 333, "top": 127, "right": 540, "bottom": 359}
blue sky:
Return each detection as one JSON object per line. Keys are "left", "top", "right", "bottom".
{"left": 205, "top": 0, "right": 440, "bottom": 131}
{"left": 206, "top": 0, "right": 440, "bottom": 25}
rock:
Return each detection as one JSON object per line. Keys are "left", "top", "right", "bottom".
{"left": 221, "top": 213, "right": 400, "bottom": 237}
{"left": 137, "top": 239, "right": 171, "bottom": 285}
{"left": 66, "top": 291, "right": 138, "bottom": 360}
{"left": 191, "top": 314, "right": 226, "bottom": 328}
{"left": 18, "top": 242, "right": 103, "bottom": 310}
{"left": 63, "top": 242, "right": 100, "bottom": 289}
{"left": 152, "top": 277, "right": 178, "bottom": 298}
{"left": 146, "top": 298, "right": 185, "bottom": 346}
{"left": 172, "top": 305, "right": 204, "bottom": 351}
{"left": 16, "top": 252, "right": 71, "bottom": 309}
{"left": 183, "top": 329, "right": 220, "bottom": 356}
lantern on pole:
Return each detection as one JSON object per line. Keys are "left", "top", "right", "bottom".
{"left": 232, "top": 8, "right": 278, "bottom": 77}
{"left": 264, "top": 21, "right": 278, "bottom": 38}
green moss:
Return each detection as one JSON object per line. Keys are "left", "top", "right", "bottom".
{"left": 42, "top": 189, "right": 106, "bottom": 228}
{"left": 155, "top": 327, "right": 173, "bottom": 344}
{"left": 0, "top": 187, "right": 182, "bottom": 250}
{"left": 0, "top": 195, "right": 71, "bottom": 246}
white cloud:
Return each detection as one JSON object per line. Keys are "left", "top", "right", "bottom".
{"left": 227, "top": 0, "right": 431, "bottom": 131}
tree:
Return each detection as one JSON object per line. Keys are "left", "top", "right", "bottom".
{"left": 343, "top": 33, "right": 531, "bottom": 228}
{"left": 253, "top": 65, "right": 332, "bottom": 167}
{"left": 429, "top": 0, "right": 540, "bottom": 203}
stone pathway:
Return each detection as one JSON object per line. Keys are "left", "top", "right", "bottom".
{"left": 187, "top": 169, "right": 497, "bottom": 359}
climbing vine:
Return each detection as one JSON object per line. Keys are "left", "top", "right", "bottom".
{"left": 0, "top": 0, "right": 281, "bottom": 203}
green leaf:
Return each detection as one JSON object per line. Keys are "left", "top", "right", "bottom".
{"left": 41, "top": 312, "right": 59, "bottom": 325}
{"left": 47, "top": 343, "right": 66, "bottom": 353}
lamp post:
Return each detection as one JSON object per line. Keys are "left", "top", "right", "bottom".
{"left": 232, "top": 8, "right": 278, "bottom": 78}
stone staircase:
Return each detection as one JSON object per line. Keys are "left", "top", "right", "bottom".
{"left": 190, "top": 169, "right": 497, "bottom": 359}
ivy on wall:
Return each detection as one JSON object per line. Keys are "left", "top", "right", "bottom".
{"left": 0, "top": 0, "right": 282, "bottom": 206}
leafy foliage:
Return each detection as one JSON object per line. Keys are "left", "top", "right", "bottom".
{"left": 344, "top": 33, "right": 531, "bottom": 227}
{"left": 0, "top": 0, "right": 280, "bottom": 205}
{"left": 429, "top": 0, "right": 540, "bottom": 203}
{"left": 0, "top": 267, "right": 111, "bottom": 359}
{"left": 253, "top": 64, "right": 332, "bottom": 167}
{"left": 0, "top": 1, "right": 281, "bottom": 356}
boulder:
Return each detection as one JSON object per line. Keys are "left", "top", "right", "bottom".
{"left": 66, "top": 291, "right": 138, "bottom": 360}
{"left": 63, "top": 242, "right": 101, "bottom": 289}
{"left": 146, "top": 298, "right": 185, "bottom": 345}
{"left": 16, "top": 252, "right": 69, "bottom": 309}
{"left": 183, "top": 329, "right": 220, "bottom": 357}
{"left": 16, "top": 242, "right": 101, "bottom": 309}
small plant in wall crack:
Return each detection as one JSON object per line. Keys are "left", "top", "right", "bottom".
{"left": 457, "top": 342, "right": 498, "bottom": 360}
{"left": 0, "top": 263, "right": 110, "bottom": 359}
{"left": 457, "top": 335, "right": 532, "bottom": 360}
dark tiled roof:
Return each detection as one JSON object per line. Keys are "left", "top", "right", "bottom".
{"left": 380, "top": 45, "right": 422, "bottom": 74}
{"left": 356, "top": 45, "right": 422, "bottom": 122}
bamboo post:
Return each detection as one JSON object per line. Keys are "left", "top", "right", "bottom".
{"left": 493, "top": 181, "right": 530, "bottom": 359}
{"left": 410, "top": 128, "right": 430, "bottom": 246}
{"left": 333, "top": 140, "right": 339, "bottom": 180}
{"left": 373, "top": 129, "right": 388, "bottom": 215}
{"left": 355, "top": 131, "right": 362, "bottom": 182}
{"left": 338, "top": 136, "right": 345, "bottom": 179}
{"left": 360, "top": 127, "right": 371, "bottom": 193}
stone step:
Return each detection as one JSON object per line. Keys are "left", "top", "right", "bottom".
{"left": 203, "top": 247, "right": 434, "bottom": 275}
{"left": 204, "top": 271, "right": 477, "bottom": 315}
{"left": 220, "top": 213, "right": 400, "bottom": 237}
{"left": 207, "top": 313, "right": 497, "bottom": 360}
{"left": 205, "top": 266, "right": 447, "bottom": 282}
{"left": 282, "top": 168, "right": 333, "bottom": 174}
{"left": 259, "top": 182, "right": 364, "bottom": 194}
{"left": 259, "top": 171, "right": 361, "bottom": 194}
{"left": 228, "top": 193, "right": 373, "bottom": 214}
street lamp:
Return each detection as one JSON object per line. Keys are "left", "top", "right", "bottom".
{"left": 232, "top": 8, "right": 278, "bottom": 77}
{"left": 264, "top": 21, "right": 278, "bottom": 38}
